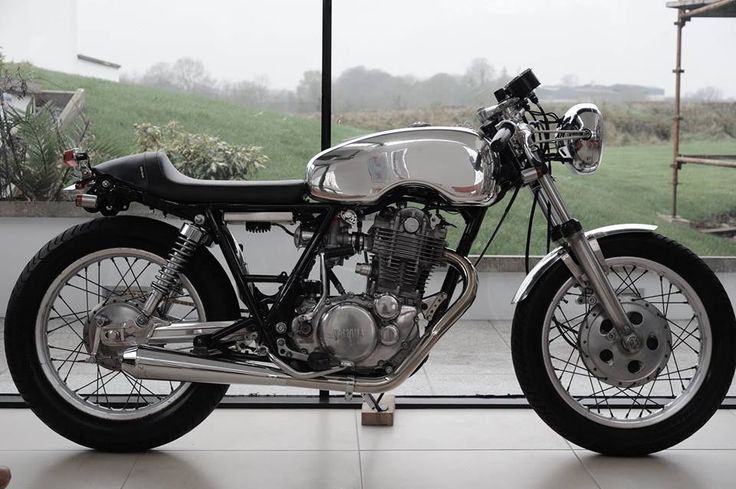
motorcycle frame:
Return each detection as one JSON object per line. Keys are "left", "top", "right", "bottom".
{"left": 97, "top": 186, "right": 490, "bottom": 355}
{"left": 88, "top": 124, "right": 636, "bottom": 367}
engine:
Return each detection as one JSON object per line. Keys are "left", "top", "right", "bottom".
{"left": 289, "top": 206, "right": 447, "bottom": 373}
{"left": 367, "top": 207, "right": 447, "bottom": 302}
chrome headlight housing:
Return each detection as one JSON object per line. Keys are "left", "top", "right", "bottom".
{"left": 557, "top": 103, "right": 604, "bottom": 175}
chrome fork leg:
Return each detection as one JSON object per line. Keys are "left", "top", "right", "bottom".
{"left": 565, "top": 230, "right": 640, "bottom": 349}
{"left": 535, "top": 174, "right": 640, "bottom": 350}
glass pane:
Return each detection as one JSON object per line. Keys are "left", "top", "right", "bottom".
{"left": 332, "top": 0, "right": 736, "bottom": 397}
{"left": 76, "top": 0, "right": 322, "bottom": 181}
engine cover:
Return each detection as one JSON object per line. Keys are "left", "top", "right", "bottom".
{"left": 290, "top": 294, "right": 420, "bottom": 371}
{"left": 319, "top": 303, "right": 378, "bottom": 362}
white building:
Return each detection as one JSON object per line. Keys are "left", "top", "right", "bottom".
{"left": 0, "top": 0, "right": 120, "bottom": 81}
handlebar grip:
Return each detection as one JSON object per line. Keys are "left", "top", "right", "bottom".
{"left": 490, "top": 127, "right": 513, "bottom": 152}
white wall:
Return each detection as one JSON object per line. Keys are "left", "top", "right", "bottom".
{"left": 76, "top": 58, "right": 120, "bottom": 82}
{"left": 0, "top": 217, "right": 734, "bottom": 321}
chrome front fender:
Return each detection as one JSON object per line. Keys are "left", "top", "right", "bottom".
{"left": 511, "top": 224, "right": 658, "bottom": 304}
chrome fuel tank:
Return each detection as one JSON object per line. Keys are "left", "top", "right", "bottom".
{"left": 306, "top": 127, "right": 499, "bottom": 206}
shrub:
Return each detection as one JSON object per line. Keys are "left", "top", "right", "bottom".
{"left": 134, "top": 121, "right": 267, "bottom": 180}
{"left": 0, "top": 52, "right": 121, "bottom": 201}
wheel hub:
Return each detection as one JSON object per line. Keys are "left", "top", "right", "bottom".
{"left": 84, "top": 300, "right": 148, "bottom": 370}
{"left": 579, "top": 300, "right": 672, "bottom": 387}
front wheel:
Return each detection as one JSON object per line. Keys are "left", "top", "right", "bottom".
{"left": 512, "top": 233, "right": 736, "bottom": 455}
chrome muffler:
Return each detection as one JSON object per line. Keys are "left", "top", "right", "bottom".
{"left": 121, "top": 249, "right": 477, "bottom": 394}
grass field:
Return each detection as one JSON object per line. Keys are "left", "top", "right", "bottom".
{"left": 26, "top": 67, "right": 736, "bottom": 256}
{"left": 457, "top": 140, "right": 736, "bottom": 256}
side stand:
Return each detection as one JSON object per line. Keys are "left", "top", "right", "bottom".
{"left": 361, "top": 393, "right": 395, "bottom": 426}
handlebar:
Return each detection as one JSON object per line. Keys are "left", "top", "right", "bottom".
{"left": 489, "top": 123, "right": 515, "bottom": 152}
{"left": 490, "top": 119, "right": 544, "bottom": 166}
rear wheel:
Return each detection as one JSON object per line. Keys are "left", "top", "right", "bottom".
{"left": 5, "top": 216, "right": 239, "bottom": 451}
{"left": 512, "top": 233, "right": 736, "bottom": 455}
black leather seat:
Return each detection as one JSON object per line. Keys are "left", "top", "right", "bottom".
{"left": 94, "top": 152, "right": 307, "bottom": 204}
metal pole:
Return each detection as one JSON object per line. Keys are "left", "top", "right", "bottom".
{"left": 671, "top": 9, "right": 685, "bottom": 218}
{"left": 321, "top": 0, "right": 332, "bottom": 151}
{"left": 319, "top": 0, "right": 332, "bottom": 402}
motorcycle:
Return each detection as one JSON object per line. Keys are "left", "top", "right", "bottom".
{"left": 4, "top": 69, "right": 735, "bottom": 454}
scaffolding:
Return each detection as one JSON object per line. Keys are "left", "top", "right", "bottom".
{"left": 667, "top": 0, "right": 736, "bottom": 218}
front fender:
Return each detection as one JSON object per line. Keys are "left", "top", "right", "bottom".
{"left": 511, "top": 224, "right": 658, "bottom": 304}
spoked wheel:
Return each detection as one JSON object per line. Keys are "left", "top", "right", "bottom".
{"left": 38, "top": 248, "right": 202, "bottom": 419}
{"left": 5, "top": 217, "right": 239, "bottom": 451}
{"left": 512, "top": 233, "right": 736, "bottom": 455}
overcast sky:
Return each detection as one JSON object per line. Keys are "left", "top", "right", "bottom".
{"left": 77, "top": 0, "right": 736, "bottom": 98}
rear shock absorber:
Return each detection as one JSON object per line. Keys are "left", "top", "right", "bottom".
{"left": 136, "top": 223, "right": 208, "bottom": 325}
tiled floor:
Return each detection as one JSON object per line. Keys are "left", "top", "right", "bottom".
{"left": 5, "top": 318, "right": 736, "bottom": 487}
{"left": 2, "top": 408, "right": 736, "bottom": 488}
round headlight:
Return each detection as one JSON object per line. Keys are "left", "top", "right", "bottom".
{"left": 558, "top": 103, "right": 604, "bottom": 175}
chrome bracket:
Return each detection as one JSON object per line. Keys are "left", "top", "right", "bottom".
{"left": 276, "top": 338, "right": 309, "bottom": 361}
{"left": 344, "top": 377, "right": 355, "bottom": 401}
{"left": 422, "top": 292, "right": 448, "bottom": 321}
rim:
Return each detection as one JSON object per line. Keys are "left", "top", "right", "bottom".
{"left": 542, "top": 256, "right": 711, "bottom": 428}
{"left": 35, "top": 248, "right": 205, "bottom": 420}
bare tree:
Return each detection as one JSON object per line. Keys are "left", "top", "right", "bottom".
{"left": 141, "top": 62, "right": 175, "bottom": 89}
{"left": 687, "top": 86, "right": 723, "bottom": 102}
{"left": 171, "top": 58, "right": 213, "bottom": 93}
{"left": 465, "top": 58, "right": 495, "bottom": 88}
{"left": 296, "top": 70, "right": 322, "bottom": 112}
{"left": 561, "top": 74, "right": 579, "bottom": 87}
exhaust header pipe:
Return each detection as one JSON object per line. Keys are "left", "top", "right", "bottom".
{"left": 122, "top": 250, "right": 477, "bottom": 394}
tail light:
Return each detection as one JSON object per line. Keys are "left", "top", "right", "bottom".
{"left": 62, "top": 148, "right": 89, "bottom": 168}
{"left": 63, "top": 149, "right": 78, "bottom": 168}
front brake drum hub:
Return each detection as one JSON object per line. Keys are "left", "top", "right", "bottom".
{"left": 579, "top": 300, "right": 672, "bottom": 388}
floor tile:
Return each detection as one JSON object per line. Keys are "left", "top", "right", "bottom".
{"left": 357, "top": 409, "right": 569, "bottom": 450}
{"left": 423, "top": 320, "right": 511, "bottom": 376}
{"left": 568, "top": 411, "right": 736, "bottom": 452}
{"left": 0, "top": 450, "right": 137, "bottom": 489}
{"left": 491, "top": 320, "right": 513, "bottom": 349}
{"left": 362, "top": 450, "right": 597, "bottom": 489}
{"left": 426, "top": 372, "right": 522, "bottom": 396}
{"left": 161, "top": 409, "right": 358, "bottom": 451}
{"left": 225, "top": 385, "right": 320, "bottom": 396}
{"left": 672, "top": 411, "right": 736, "bottom": 449}
{"left": 123, "top": 450, "right": 361, "bottom": 489}
{"left": 578, "top": 450, "right": 736, "bottom": 489}
{"left": 0, "top": 410, "right": 84, "bottom": 450}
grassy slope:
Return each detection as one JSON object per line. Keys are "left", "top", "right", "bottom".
{"left": 29, "top": 66, "right": 364, "bottom": 180}
{"left": 29, "top": 67, "right": 736, "bottom": 255}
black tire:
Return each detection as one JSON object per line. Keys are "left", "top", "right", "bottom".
{"left": 512, "top": 233, "right": 736, "bottom": 455}
{"left": 4, "top": 216, "right": 240, "bottom": 452}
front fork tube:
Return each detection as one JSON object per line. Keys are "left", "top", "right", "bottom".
{"left": 533, "top": 174, "right": 641, "bottom": 351}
